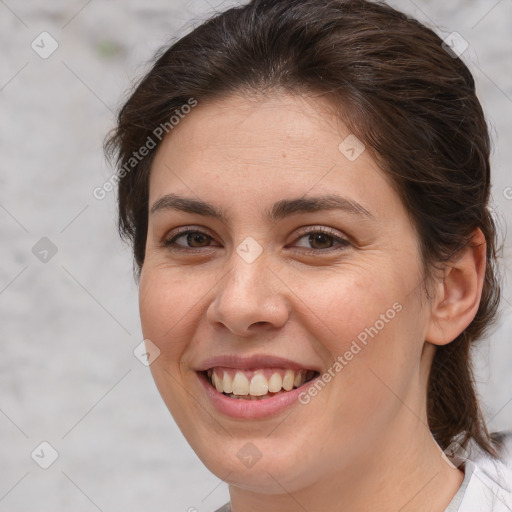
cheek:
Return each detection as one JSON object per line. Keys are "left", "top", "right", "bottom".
{"left": 298, "top": 268, "right": 398, "bottom": 350}
{"left": 301, "top": 266, "right": 422, "bottom": 397}
{"left": 138, "top": 268, "right": 205, "bottom": 423}
{"left": 138, "top": 268, "right": 203, "bottom": 361}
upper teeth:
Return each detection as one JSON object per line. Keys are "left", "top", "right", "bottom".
{"left": 207, "top": 368, "right": 312, "bottom": 396}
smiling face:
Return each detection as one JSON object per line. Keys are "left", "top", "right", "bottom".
{"left": 139, "top": 92, "right": 438, "bottom": 496}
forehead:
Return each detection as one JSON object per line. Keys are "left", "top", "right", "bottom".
{"left": 148, "top": 92, "right": 400, "bottom": 224}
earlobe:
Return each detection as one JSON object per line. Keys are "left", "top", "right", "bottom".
{"left": 425, "top": 228, "right": 487, "bottom": 346}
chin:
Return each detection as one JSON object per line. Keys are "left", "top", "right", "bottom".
{"left": 189, "top": 433, "right": 316, "bottom": 494}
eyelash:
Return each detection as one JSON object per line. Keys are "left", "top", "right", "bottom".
{"left": 162, "top": 226, "right": 351, "bottom": 255}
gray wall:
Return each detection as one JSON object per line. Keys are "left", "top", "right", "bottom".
{"left": 1, "top": 1, "right": 511, "bottom": 510}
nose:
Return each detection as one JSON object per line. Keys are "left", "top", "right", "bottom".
{"left": 206, "top": 253, "right": 290, "bottom": 336}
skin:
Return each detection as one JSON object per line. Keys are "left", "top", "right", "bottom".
{"left": 138, "top": 91, "right": 486, "bottom": 512}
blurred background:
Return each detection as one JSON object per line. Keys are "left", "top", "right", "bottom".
{"left": 1, "top": 0, "right": 511, "bottom": 510}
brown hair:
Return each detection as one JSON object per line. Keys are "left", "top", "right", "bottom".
{"left": 104, "top": 0, "right": 503, "bottom": 457}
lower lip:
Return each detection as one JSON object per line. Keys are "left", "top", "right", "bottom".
{"left": 197, "top": 371, "right": 317, "bottom": 420}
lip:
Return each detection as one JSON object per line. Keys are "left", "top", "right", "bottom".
{"left": 195, "top": 354, "right": 322, "bottom": 373}
{"left": 197, "top": 370, "right": 320, "bottom": 420}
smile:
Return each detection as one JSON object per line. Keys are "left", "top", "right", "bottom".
{"left": 195, "top": 354, "right": 322, "bottom": 418}
{"left": 204, "top": 367, "right": 319, "bottom": 400}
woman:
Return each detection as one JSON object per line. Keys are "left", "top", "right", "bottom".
{"left": 104, "top": 0, "right": 512, "bottom": 510}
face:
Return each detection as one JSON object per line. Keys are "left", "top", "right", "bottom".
{"left": 139, "top": 92, "right": 435, "bottom": 494}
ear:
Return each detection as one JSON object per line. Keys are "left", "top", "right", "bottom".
{"left": 425, "top": 228, "right": 487, "bottom": 346}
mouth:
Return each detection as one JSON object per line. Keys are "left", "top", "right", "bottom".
{"left": 200, "top": 367, "right": 320, "bottom": 400}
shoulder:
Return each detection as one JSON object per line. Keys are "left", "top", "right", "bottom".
{"left": 457, "top": 459, "right": 512, "bottom": 511}
{"left": 457, "top": 432, "right": 512, "bottom": 511}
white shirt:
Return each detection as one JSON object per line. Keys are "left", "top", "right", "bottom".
{"left": 444, "top": 456, "right": 512, "bottom": 511}
{"left": 450, "top": 430, "right": 512, "bottom": 511}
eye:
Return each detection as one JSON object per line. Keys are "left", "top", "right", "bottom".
{"left": 163, "top": 226, "right": 350, "bottom": 254}
{"left": 163, "top": 227, "right": 218, "bottom": 251}
{"left": 291, "top": 226, "right": 351, "bottom": 254}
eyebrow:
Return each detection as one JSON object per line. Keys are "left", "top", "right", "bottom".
{"left": 150, "top": 193, "right": 375, "bottom": 223}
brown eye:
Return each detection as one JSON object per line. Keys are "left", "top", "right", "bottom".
{"left": 162, "top": 226, "right": 350, "bottom": 255}
{"left": 293, "top": 228, "right": 351, "bottom": 254}
{"left": 307, "top": 233, "right": 334, "bottom": 250}
{"left": 164, "top": 229, "right": 216, "bottom": 249}
{"left": 184, "top": 232, "right": 211, "bottom": 247}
